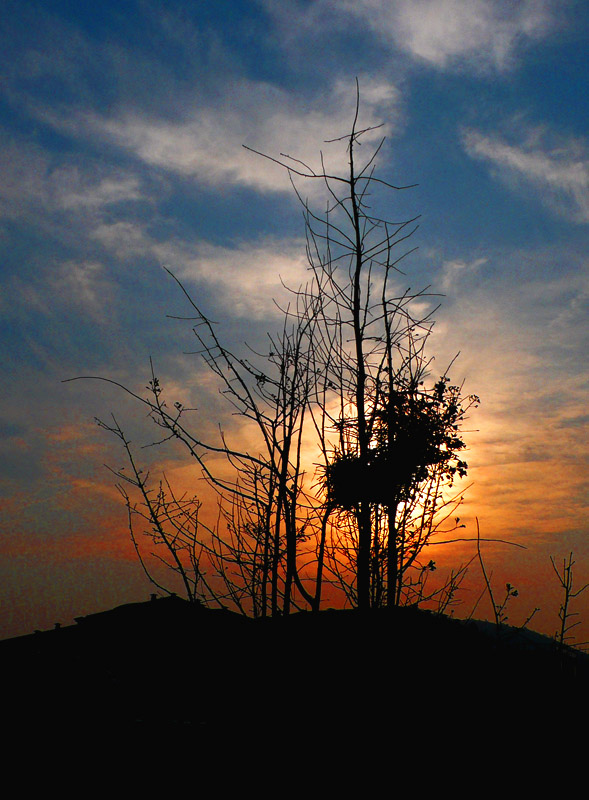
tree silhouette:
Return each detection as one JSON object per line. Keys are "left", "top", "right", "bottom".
{"left": 86, "top": 87, "right": 478, "bottom": 616}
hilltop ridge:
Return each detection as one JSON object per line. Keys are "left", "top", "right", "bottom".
{"left": 3, "top": 596, "right": 587, "bottom": 736}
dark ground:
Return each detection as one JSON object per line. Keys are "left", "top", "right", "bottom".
{"left": 3, "top": 595, "right": 587, "bottom": 742}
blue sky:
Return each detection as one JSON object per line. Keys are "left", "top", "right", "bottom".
{"left": 1, "top": 0, "right": 588, "bottom": 639}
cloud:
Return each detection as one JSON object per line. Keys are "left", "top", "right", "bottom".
{"left": 156, "top": 238, "right": 311, "bottom": 318}
{"left": 39, "top": 77, "right": 401, "bottom": 194}
{"left": 90, "top": 220, "right": 152, "bottom": 258}
{"left": 440, "top": 257, "right": 487, "bottom": 291}
{"left": 383, "top": 0, "right": 552, "bottom": 71}
{"left": 431, "top": 259, "right": 589, "bottom": 542}
{"left": 52, "top": 172, "right": 142, "bottom": 211}
{"left": 52, "top": 261, "right": 114, "bottom": 323}
{"left": 91, "top": 218, "right": 310, "bottom": 319}
{"left": 462, "top": 125, "right": 589, "bottom": 223}
{"left": 1, "top": 255, "right": 117, "bottom": 327}
{"left": 0, "top": 135, "right": 144, "bottom": 222}
{"left": 266, "top": 0, "right": 556, "bottom": 73}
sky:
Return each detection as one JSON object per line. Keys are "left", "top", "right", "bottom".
{"left": 1, "top": 0, "right": 588, "bottom": 642}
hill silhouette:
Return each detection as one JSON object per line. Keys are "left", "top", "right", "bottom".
{"left": 3, "top": 596, "right": 588, "bottom": 739}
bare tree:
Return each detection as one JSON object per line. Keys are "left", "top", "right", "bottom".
{"left": 551, "top": 552, "right": 589, "bottom": 650}
{"left": 74, "top": 86, "right": 478, "bottom": 617}
{"left": 249, "top": 85, "right": 478, "bottom": 610}
{"left": 83, "top": 286, "right": 320, "bottom": 616}
{"left": 97, "top": 413, "right": 214, "bottom": 605}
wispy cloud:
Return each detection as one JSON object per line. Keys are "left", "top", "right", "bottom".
{"left": 38, "top": 77, "right": 401, "bottom": 194}
{"left": 155, "top": 238, "right": 310, "bottom": 318}
{"left": 1, "top": 255, "right": 117, "bottom": 327}
{"left": 53, "top": 172, "right": 142, "bottom": 211}
{"left": 265, "top": 0, "right": 557, "bottom": 73}
{"left": 91, "top": 218, "right": 310, "bottom": 319}
{"left": 440, "top": 257, "right": 487, "bottom": 291}
{"left": 0, "top": 134, "right": 144, "bottom": 221}
{"left": 377, "top": 0, "right": 553, "bottom": 71}
{"left": 52, "top": 261, "right": 114, "bottom": 323}
{"left": 462, "top": 125, "right": 589, "bottom": 223}
{"left": 432, "top": 258, "right": 589, "bottom": 542}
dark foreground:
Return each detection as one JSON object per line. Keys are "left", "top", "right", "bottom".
{"left": 3, "top": 596, "right": 588, "bottom": 741}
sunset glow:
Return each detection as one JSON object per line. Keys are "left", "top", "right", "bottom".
{"left": 1, "top": 1, "right": 588, "bottom": 644}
